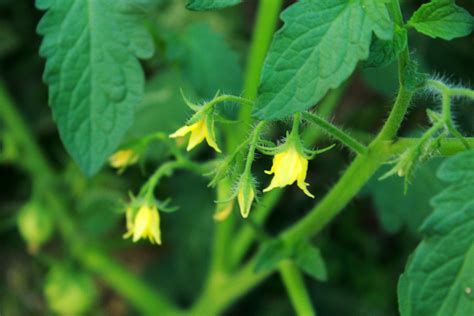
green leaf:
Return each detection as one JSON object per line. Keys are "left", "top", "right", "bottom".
{"left": 36, "top": 0, "right": 154, "bottom": 175}
{"left": 253, "top": 0, "right": 382, "bottom": 120}
{"left": 398, "top": 150, "right": 474, "bottom": 316}
{"left": 365, "top": 159, "right": 443, "bottom": 234}
{"left": 254, "top": 239, "right": 291, "bottom": 273}
{"left": 363, "top": 25, "right": 407, "bottom": 68}
{"left": 408, "top": 0, "right": 474, "bottom": 40}
{"left": 294, "top": 242, "right": 328, "bottom": 281}
{"left": 167, "top": 23, "right": 243, "bottom": 99}
{"left": 361, "top": 0, "right": 393, "bottom": 40}
{"left": 255, "top": 239, "right": 327, "bottom": 281}
{"left": 186, "top": 0, "right": 241, "bottom": 11}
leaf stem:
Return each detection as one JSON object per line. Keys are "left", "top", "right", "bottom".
{"left": 279, "top": 260, "right": 316, "bottom": 316}
{"left": 302, "top": 112, "right": 368, "bottom": 155}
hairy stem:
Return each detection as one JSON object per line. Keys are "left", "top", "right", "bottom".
{"left": 302, "top": 112, "right": 368, "bottom": 155}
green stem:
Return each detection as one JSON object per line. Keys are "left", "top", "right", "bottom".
{"left": 0, "top": 82, "right": 53, "bottom": 177}
{"left": 438, "top": 84, "right": 471, "bottom": 149}
{"left": 233, "top": 0, "right": 284, "bottom": 148}
{"left": 242, "top": 0, "right": 283, "bottom": 101}
{"left": 187, "top": 137, "right": 471, "bottom": 316}
{"left": 197, "top": 1, "right": 283, "bottom": 310}
{"left": 301, "top": 112, "right": 368, "bottom": 155}
{"left": 204, "top": 94, "right": 254, "bottom": 111}
{"left": 244, "top": 121, "right": 266, "bottom": 174}
{"left": 279, "top": 260, "right": 316, "bottom": 316}
{"left": 449, "top": 87, "right": 474, "bottom": 99}
{"left": 229, "top": 189, "right": 282, "bottom": 268}
{"left": 208, "top": 179, "right": 235, "bottom": 276}
{"left": 190, "top": 259, "right": 271, "bottom": 316}
{"left": 0, "top": 82, "right": 182, "bottom": 316}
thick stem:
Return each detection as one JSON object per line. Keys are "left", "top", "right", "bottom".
{"left": 186, "top": 137, "right": 471, "bottom": 316}
{"left": 279, "top": 261, "right": 316, "bottom": 316}
{"left": 233, "top": 0, "right": 284, "bottom": 148}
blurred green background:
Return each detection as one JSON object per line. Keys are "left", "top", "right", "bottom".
{"left": 0, "top": 0, "right": 473, "bottom": 315}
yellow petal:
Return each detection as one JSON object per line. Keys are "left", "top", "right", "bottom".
{"left": 151, "top": 207, "right": 162, "bottom": 244}
{"left": 169, "top": 125, "right": 193, "bottom": 138}
{"left": 263, "top": 145, "right": 314, "bottom": 198}
{"left": 205, "top": 133, "right": 221, "bottom": 153}
{"left": 186, "top": 120, "right": 207, "bottom": 151}
{"left": 204, "top": 116, "right": 221, "bottom": 153}
{"left": 132, "top": 205, "right": 150, "bottom": 242}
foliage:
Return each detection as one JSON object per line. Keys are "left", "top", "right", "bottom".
{"left": 36, "top": 0, "right": 154, "bottom": 175}
{"left": 398, "top": 150, "right": 474, "bottom": 316}
{"left": 1, "top": 0, "right": 473, "bottom": 315}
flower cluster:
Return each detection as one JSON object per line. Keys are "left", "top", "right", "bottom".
{"left": 109, "top": 94, "right": 333, "bottom": 245}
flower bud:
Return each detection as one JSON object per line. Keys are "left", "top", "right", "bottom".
{"left": 17, "top": 201, "right": 54, "bottom": 253}
{"left": 44, "top": 265, "right": 97, "bottom": 316}
{"left": 237, "top": 174, "right": 256, "bottom": 219}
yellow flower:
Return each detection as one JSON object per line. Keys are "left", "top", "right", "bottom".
{"left": 109, "top": 149, "right": 138, "bottom": 169}
{"left": 169, "top": 117, "right": 221, "bottom": 153}
{"left": 263, "top": 143, "right": 314, "bottom": 198}
{"left": 124, "top": 205, "right": 161, "bottom": 245}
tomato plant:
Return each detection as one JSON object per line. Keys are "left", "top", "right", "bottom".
{"left": 1, "top": 0, "right": 473, "bottom": 315}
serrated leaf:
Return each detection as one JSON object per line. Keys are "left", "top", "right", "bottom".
{"left": 186, "top": 0, "right": 241, "bottom": 11}
{"left": 36, "top": 0, "right": 154, "bottom": 175}
{"left": 408, "top": 0, "right": 474, "bottom": 40}
{"left": 294, "top": 242, "right": 328, "bottom": 281}
{"left": 364, "top": 26, "right": 407, "bottom": 68}
{"left": 361, "top": 0, "right": 393, "bottom": 40}
{"left": 253, "top": 0, "right": 377, "bottom": 120}
{"left": 398, "top": 150, "right": 474, "bottom": 316}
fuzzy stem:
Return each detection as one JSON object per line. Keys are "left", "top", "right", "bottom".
{"left": 302, "top": 112, "right": 368, "bottom": 155}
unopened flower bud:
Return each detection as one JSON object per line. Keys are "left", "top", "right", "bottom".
{"left": 17, "top": 201, "right": 54, "bottom": 253}
{"left": 237, "top": 174, "right": 256, "bottom": 219}
{"left": 44, "top": 265, "right": 97, "bottom": 316}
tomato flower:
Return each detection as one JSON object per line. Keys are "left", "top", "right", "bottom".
{"left": 263, "top": 141, "right": 314, "bottom": 198}
{"left": 169, "top": 116, "right": 221, "bottom": 153}
{"left": 124, "top": 204, "right": 161, "bottom": 245}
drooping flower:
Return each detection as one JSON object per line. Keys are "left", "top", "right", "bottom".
{"left": 109, "top": 149, "right": 139, "bottom": 169}
{"left": 169, "top": 116, "right": 221, "bottom": 153}
{"left": 123, "top": 204, "right": 161, "bottom": 245}
{"left": 263, "top": 142, "right": 314, "bottom": 198}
